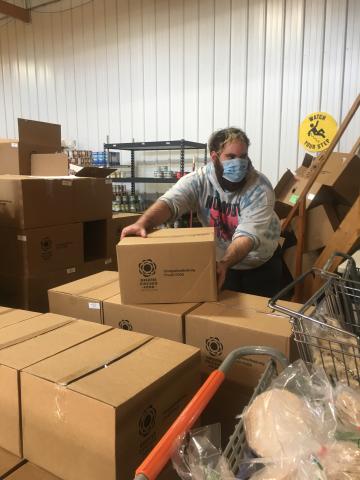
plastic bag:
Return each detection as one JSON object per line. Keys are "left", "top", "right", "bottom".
{"left": 335, "top": 383, "right": 360, "bottom": 431}
{"left": 171, "top": 423, "right": 235, "bottom": 480}
{"left": 242, "top": 359, "right": 336, "bottom": 462}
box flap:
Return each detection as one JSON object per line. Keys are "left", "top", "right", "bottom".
{"left": 18, "top": 119, "right": 61, "bottom": 149}
{"left": 24, "top": 329, "right": 152, "bottom": 385}
{"left": 69, "top": 337, "right": 200, "bottom": 407}
{"left": 0, "top": 320, "right": 111, "bottom": 370}
{"left": 274, "top": 170, "right": 295, "bottom": 199}
{"left": 73, "top": 166, "right": 116, "bottom": 178}
{"left": 0, "top": 313, "right": 73, "bottom": 350}
{"left": 0, "top": 447, "right": 24, "bottom": 476}
{"left": 0, "top": 308, "right": 42, "bottom": 329}
{"left": 7, "top": 462, "right": 61, "bottom": 479}
{"left": 49, "top": 271, "right": 119, "bottom": 298}
{"left": 120, "top": 227, "right": 215, "bottom": 246}
{"left": 104, "top": 293, "right": 199, "bottom": 316}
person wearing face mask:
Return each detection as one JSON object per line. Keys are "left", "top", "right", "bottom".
{"left": 121, "top": 127, "right": 285, "bottom": 297}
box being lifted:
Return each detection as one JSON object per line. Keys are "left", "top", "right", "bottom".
{"left": 117, "top": 227, "right": 217, "bottom": 304}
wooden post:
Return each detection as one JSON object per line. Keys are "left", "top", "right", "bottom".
{"left": 350, "top": 135, "right": 360, "bottom": 156}
{"left": 292, "top": 198, "right": 306, "bottom": 302}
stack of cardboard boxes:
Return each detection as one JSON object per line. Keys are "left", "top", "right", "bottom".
{"left": 0, "top": 306, "right": 201, "bottom": 480}
{"left": 275, "top": 151, "right": 360, "bottom": 277}
{"left": 49, "top": 227, "right": 298, "bottom": 447}
{"left": 0, "top": 174, "right": 114, "bottom": 311}
{"left": 0, "top": 119, "right": 142, "bottom": 312}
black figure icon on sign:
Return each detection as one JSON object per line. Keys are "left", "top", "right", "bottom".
{"left": 308, "top": 121, "right": 325, "bottom": 139}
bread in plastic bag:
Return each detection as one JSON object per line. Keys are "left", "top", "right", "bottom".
{"left": 335, "top": 383, "right": 360, "bottom": 431}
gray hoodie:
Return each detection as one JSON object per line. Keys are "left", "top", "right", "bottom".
{"left": 159, "top": 162, "right": 280, "bottom": 270}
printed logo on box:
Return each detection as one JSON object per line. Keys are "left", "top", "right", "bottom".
{"left": 139, "top": 259, "right": 158, "bottom": 290}
{"left": 118, "top": 319, "right": 133, "bottom": 331}
{"left": 40, "top": 237, "right": 52, "bottom": 260}
{"left": 139, "top": 259, "right": 157, "bottom": 277}
{"left": 138, "top": 405, "right": 157, "bottom": 437}
{"left": 205, "top": 336, "right": 223, "bottom": 357}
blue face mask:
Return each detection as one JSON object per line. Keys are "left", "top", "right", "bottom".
{"left": 222, "top": 157, "right": 249, "bottom": 183}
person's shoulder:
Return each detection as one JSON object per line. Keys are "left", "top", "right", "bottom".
{"left": 251, "top": 169, "right": 274, "bottom": 192}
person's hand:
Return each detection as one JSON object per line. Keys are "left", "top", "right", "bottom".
{"left": 216, "top": 261, "right": 228, "bottom": 292}
{"left": 120, "top": 222, "right": 147, "bottom": 240}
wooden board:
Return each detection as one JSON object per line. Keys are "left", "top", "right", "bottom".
{"left": 303, "top": 197, "right": 360, "bottom": 298}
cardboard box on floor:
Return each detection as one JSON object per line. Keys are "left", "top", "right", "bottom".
{"left": 0, "top": 314, "right": 110, "bottom": 456}
{"left": 185, "top": 290, "right": 298, "bottom": 388}
{"left": 0, "top": 267, "right": 82, "bottom": 312}
{"left": 49, "top": 271, "right": 119, "bottom": 324}
{"left": 0, "top": 223, "right": 83, "bottom": 276}
{"left": 31, "top": 153, "right": 69, "bottom": 176}
{"left": 0, "top": 262, "right": 116, "bottom": 313}
{"left": 104, "top": 293, "right": 200, "bottom": 343}
{"left": 0, "top": 119, "right": 61, "bottom": 176}
{"left": 283, "top": 246, "right": 320, "bottom": 279}
{"left": 117, "top": 227, "right": 217, "bottom": 304}
{"left": 0, "top": 175, "right": 112, "bottom": 229}
{"left": 7, "top": 462, "right": 61, "bottom": 480}
{"left": 0, "top": 447, "right": 24, "bottom": 478}
{"left": 21, "top": 329, "right": 201, "bottom": 480}
{"left": 0, "top": 308, "right": 41, "bottom": 329}
{"left": 291, "top": 203, "right": 339, "bottom": 252}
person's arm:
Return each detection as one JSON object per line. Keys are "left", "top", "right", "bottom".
{"left": 216, "top": 236, "right": 253, "bottom": 290}
{"left": 120, "top": 200, "right": 172, "bottom": 239}
{"left": 121, "top": 171, "right": 200, "bottom": 239}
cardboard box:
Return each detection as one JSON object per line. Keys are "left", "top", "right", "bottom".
{"left": 7, "top": 462, "right": 61, "bottom": 480}
{"left": 185, "top": 291, "right": 295, "bottom": 388}
{"left": 0, "top": 314, "right": 110, "bottom": 456}
{"left": 104, "top": 293, "right": 200, "bottom": 342}
{"left": 0, "top": 119, "right": 61, "bottom": 176}
{"left": 0, "top": 140, "right": 21, "bottom": 175}
{"left": 0, "top": 308, "right": 41, "bottom": 329}
{"left": 0, "top": 267, "right": 83, "bottom": 312}
{"left": 291, "top": 204, "right": 339, "bottom": 252}
{"left": 274, "top": 170, "right": 309, "bottom": 218}
{"left": 0, "top": 447, "right": 24, "bottom": 478}
{"left": 302, "top": 152, "right": 360, "bottom": 205}
{"left": 49, "top": 271, "right": 120, "bottom": 324}
{"left": 31, "top": 153, "right": 69, "bottom": 176}
{"left": 21, "top": 329, "right": 201, "bottom": 480}
{"left": 0, "top": 223, "right": 83, "bottom": 275}
{"left": 283, "top": 246, "right": 320, "bottom": 279}
{"left": 274, "top": 168, "right": 344, "bottom": 218}
{"left": 117, "top": 227, "right": 217, "bottom": 304}
{"left": 0, "top": 175, "right": 112, "bottom": 229}
{"left": 107, "top": 213, "right": 141, "bottom": 268}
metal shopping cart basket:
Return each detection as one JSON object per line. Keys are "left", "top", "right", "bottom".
{"left": 134, "top": 346, "right": 288, "bottom": 480}
{"left": 269, "top": 253, "right": 360, "bottom": 389}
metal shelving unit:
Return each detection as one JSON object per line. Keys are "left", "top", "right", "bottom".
{"left": 104, "top": 139, "right": 207, "bottom": 195}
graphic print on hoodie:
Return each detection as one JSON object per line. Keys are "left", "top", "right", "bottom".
{"left": 159, "top": 162, "right": 280, "bottom": 270}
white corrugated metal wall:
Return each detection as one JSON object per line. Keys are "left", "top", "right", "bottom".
{"left": 0, "top": 0, "right": 359, "bottom": 187}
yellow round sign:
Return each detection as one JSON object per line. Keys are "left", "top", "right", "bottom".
{"left": 299, "top": 112, "right": 337, "bottom": 153}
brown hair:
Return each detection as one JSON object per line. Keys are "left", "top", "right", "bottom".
{"left": 208, "top": 127, "right": 250, "bottom": 154}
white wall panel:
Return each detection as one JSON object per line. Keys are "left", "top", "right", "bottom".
{"left": 0, "top": 0, "right": 359, "bottom": 184}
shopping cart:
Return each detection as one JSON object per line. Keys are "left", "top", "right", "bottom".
{"left": 134, "top": 346, "right": 289, "bottom": 480}
{"left": 269, "top": 253, "right": 360, "bottom": 389}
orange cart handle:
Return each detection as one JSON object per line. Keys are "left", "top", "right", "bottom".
{"left": 135, "top": 369, "right": 225, "bottom": 480}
